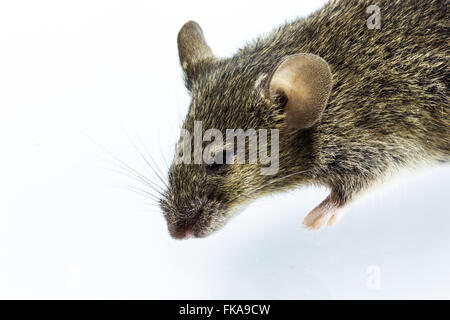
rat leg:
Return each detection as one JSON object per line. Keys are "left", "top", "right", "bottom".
{"left": 302, "top": 190, "right": 348, "bottom": 230}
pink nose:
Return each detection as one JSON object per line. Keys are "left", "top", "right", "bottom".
{"left": 170, "top": 226, "right": 195, "bottom": 240}
{"left": 184, "top": 229, "right": 193, "bottom": 239}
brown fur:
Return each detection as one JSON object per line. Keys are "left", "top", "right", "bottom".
{"left": 161, "top": 0, "right": 449, "bottom": 238}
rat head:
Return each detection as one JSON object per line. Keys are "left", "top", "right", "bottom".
{"left": 160, "top": 21, "right": 332, "bottom": 239}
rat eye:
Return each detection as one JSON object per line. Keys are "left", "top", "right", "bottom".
{"left": 206, "top": 150, "right": 232, "bottom": 174}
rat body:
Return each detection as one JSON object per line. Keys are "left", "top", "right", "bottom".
{"left": 160, "top": 0, "right": 449, "bottom": 238}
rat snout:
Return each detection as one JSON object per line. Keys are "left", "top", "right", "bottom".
{"left": 168, "top": 216, "right": 200, "bottom": 240}
{"left": 170, "top": 226, "right": 194, "bottom": 240}
{"left": 163, "top": 196, "right": 226, "bottom": 239}
{"left": 167, "top": 200, "right": 207, "bottom": 240}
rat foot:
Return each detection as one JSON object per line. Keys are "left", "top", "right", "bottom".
{"left": 302, "top": 191, "right": 346, "bottom": 230}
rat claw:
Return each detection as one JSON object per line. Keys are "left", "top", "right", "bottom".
{"left": 326, "top": 208, "right": 346, "bottom": 226}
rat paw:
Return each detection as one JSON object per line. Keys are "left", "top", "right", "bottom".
{"left": 302, "top": 191, "right": 346, "bottom": 230}
{"left": 302, "top": 209, "right": 338, "bottom": 230}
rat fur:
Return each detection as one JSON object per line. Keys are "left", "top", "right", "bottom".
{"left": 160, "top": 0, "right": 449, "bottom": 238}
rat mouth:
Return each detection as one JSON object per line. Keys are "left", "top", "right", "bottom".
{"left": 166, "top": 200, "right": 251, "bottom": 239}
{"left": 168, "top": 217, "right": 215, "bottom": 239}
{"left": 169, "top": 210, "right": 229, "bottom": 239}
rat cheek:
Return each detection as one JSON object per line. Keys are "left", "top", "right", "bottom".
{"left": 228, "top": 202, "right": 250, "bottom": 217}
{"left": 203, "top": 180, "right": 226, "bottom": 202}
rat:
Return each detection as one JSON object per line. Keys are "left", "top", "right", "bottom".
{"left": 159, "top": 0, "right": 449, "bottom": 239}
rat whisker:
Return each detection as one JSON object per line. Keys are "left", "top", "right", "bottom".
{"left": 113, "top": 160, "right": 164, "bottom": 194}
{"left": 108, "top": 167, "right": 165, "bottom": 198}
{"left": 124, "top": 185, "right": 161, "bottom": 203}
{"left": 118, "top": 158, "right": 164, "bottom": 195}
{"left": 159, "top": 143, "right": 170, "bottom": 172}
{"left": 97, "top": 139, "right": 166, "bottom": 194}
{"left": 89, "top": 136, "right": 165, "bottom": 195}
{"left": 134, "top": 133, "right": 169, "bottom": 189}
{"left": 127, "top": 133, "right": 166, "bottom": 188}
{"left": 91, "top": 136, "right": 164, "bottom": 189}
{"left": 156, "top": 135, "right": 171, "bottom": 173}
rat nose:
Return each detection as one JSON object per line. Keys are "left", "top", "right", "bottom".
{"left": 177, "top": 228, "right": 193, "bottom": 239}
{"left": 184, "top": 229, "right": 193, "bottom": 239}
{"left": 170, "top": 226, "right": 194, "bottom": 239}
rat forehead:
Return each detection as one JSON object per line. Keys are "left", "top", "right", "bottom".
{"left": 182, "top": 63, "right": 271, "bottom": 130}
{"left": 190, "top": 58, "right": 259, "bottom": 90}
{"left": 187, "top": 72, "right": 264, "bottom": 109}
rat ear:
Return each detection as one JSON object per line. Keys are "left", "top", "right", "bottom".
{"left": 268, "top": 53, "right": 332, "bottom": 129}
{"left": 177, "top": 21, "right": 215, "bottom": 77}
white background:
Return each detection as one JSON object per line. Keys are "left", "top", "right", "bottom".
{"left": 0, "top": 0, "right": 449, "bottom": 299}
